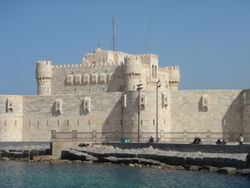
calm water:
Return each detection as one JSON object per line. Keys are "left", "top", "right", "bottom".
{"left": 0, "top": 161, "right": 249, "bottom": 188}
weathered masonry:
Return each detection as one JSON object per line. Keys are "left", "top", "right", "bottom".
{"left": 0, "top": 48, "right": 249, "bottom": 142}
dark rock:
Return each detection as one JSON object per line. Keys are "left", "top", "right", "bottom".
{"left": 236, "top": 169, "right": 250, "bottom": 176}
{"left": 163, "top": 165, "right": 178, "bottom": 170}
{"left": 30, "top": 149, "right": 39, "bottom": 158}
{"left": 8, "top": 152, "right": 23, "bottom": 159}
{"left": 183, "top": 165, "right": 202, "bottom": 171}
{"left": 78, "top": 143, "right": 90, "bottom": 147}
{"left": 22, "top": 150, "right": 31, "bottom": 158}
{"left": 0, "top": 151, "right": 9, "bottom": 159}
{"left": 61, "top": 150, "right": 86, "bottom": 161}
{"left": 202, "top": 165, "right": 218, "bottom": 172}
{"left": 217, "top": 167, "right": 237, "bottom": 174}
{"left": 110, "top": 153, "right": 137, "bottom": 158}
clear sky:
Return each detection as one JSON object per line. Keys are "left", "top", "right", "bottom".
{"left": 0, "top": 0, "right": 249, "bottom": 95}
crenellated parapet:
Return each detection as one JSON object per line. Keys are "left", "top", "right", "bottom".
{"left": 82, "top": 47, "right": 129, "bottom": 67}
{"left": 36, "top": 61, "right": 53, "bottom": 79}
{"left": 35, "top": 49, "right": 180, "bottom": 95}
{"left": 168, "top": 66, "right": 180, "bottom": 90}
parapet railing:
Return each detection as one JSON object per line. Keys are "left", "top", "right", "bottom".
{"left": 51, "top": 130, "right": 250, "bottom": 143}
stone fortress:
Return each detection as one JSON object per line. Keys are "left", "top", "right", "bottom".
{"left": 0, "top": 48, "right": 249, "bottom": 142}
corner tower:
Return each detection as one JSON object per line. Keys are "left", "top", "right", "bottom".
{"left": 36, "top": 61, "right": 53, "bottom": 95}
{"left": 125, "top": 56, "right": 142, "bottom": 91}
{"left": 168, "top": 66, "right": 180, "bottom": 91}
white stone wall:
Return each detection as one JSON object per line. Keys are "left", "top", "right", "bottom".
{"left": 0, "top": 95, "right": 23, "bottom": 141}
{"left": 52, "top": 64, "right": 125, "bottom": 95}
{"left": 122, "top": 89, "right": 170, "bottom": 142}
{"left": 170, "top": 90, "right": 244, "bottom": 142}
{"left": 22, "top": 93, "right": 122, "bottom": 141}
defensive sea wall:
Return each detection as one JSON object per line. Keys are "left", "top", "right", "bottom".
{"left": 0, "top": 93, "right": 122, "bottom": 141}
{"left": 0, "top": 95, "right": 23, "bottom": 141}
{"left": 170, "top": 89, "right": 250, "bottom": 142}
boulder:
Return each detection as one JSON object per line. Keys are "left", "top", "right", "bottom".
{"left": 32, "top": 155, "right": 58, "bottom": 162}
{"left": 183, "top": 165, "right": 202, "bottom": 171}
{"left": 201, "top": 165, "right": 218, "bottom": 172}
{"left": 236, "top": 169, "right": 250, "bottom": 176}
{"left": 217, "top": 167, "right": 237, "bottom": 174}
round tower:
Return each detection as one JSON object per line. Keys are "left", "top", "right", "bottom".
{"left": 122, "top": 56, "right": 142, "bottom": 142}
{"left": 36, "top": 61, "right": 53, "bottom": 95}
{"left": 168, "top": 66, "right": 180, "bottom": 91}
{"left": 125, "top": 56, "right": 142, "bottom": 91}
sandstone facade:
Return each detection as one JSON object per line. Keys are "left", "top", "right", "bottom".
{"left": 0, "top": 48, "right": 249, "bottom": 142}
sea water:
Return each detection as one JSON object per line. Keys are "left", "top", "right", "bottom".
{"left": 0, "top": 161, "right": 249, "bottom": 188}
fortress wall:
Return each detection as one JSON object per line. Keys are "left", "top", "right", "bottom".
{"left": 22, "top": 93, "right": 122, "bottom": 141}
{"left": 140, "top": 90, "right": 170, "bottom": 139}
{"left": 122, "top": 90, "right": 170, "bottom": 142}
{"left": 52, "top": 64, "right": 125, "bottom": 95}
{"left": 170, "top": 90, "right": 244, "bottom": 141}
{"left": 0, "top": 95, "right": 23, "bottom": 141}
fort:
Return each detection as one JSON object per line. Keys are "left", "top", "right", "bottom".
{"left": 0, "top": 48, "right": 249, "bottom": 142}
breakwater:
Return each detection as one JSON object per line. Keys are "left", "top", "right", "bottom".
{"left": 0, "top": 142, "right": 51, "bottom": 160}
{"left": 61, "top": 143, "right": 250, "bottom": 176}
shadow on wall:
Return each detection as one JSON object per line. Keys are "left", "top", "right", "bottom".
{"left": 101, "top": 97, "right": 122, "bottom": 142}
{"left": 221, "top": 90, "right": 249, "bottom": 142}
{"left": 99, "top": 64, "right": 128, "bottom": 141}
{"left": 107, "top": 64, "right": 125, "bottom": 92}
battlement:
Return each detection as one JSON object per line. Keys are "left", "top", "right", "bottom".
{"left": 37, "top": 60, "right": 52, "bottom": 65}
{"left": 36, "top": 60, "right": 53, "bottom": 79}
{"left": 125, "top": 55, "right": 141, "bottom": 63}
{"left": 168, "top": 66, "right": 180, "bottom": 91}
{"left": 53, "top": 62, "right": 120, "bottom": 70}
{"left": 168, "top": 66, "right": 180, "bottom": 71}
{"left": 54, "top": 64, "right": 83, "bottom": 69}
{"left": 35, "top": 49, "right": 178, "bottom": 94}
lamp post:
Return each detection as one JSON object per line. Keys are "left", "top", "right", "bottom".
{"left": 156, "top": 80, "right": 161, "bottom": 143}
{"left": 137, "top": 83, "right": 143, "bottom": 143}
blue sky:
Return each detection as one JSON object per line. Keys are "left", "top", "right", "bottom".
{"left": 0, "top": 0, "right": 249, "bottom": 95}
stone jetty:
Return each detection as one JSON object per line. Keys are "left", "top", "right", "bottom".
{"left": 61, "top": 143, "right": 250, "bottom": 177}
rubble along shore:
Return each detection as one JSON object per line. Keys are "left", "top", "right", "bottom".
{"left": 59, "top": 143, "right": 250, "bottom": 177}
{"left": 1, "top": 143, "right": 250, "bottom": 178}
